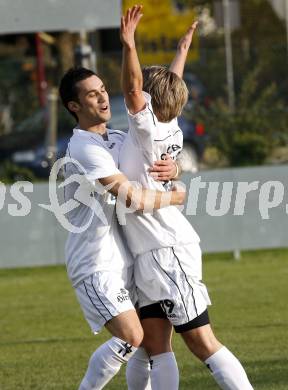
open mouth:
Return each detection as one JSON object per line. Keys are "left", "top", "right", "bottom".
{"left": 100, "top": 105, "right": 109, "bottom": 113}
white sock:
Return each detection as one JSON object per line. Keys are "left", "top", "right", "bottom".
{"left": 150, "top": 352, "right": 179, "bottom": 390}
{"left": 126, "top": 347, "right": 152, "bottom": 390}
{"left": 205, "top": 346, "right": 253, "bottom": 390}
{"left": 78, "top": 336, "right": 137, "bottom": 390}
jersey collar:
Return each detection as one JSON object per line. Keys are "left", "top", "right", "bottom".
{"left": 73, "top": 127, "right": 117, "bottom": 144}
{"left": 73, "top": 127, "right": 111, "bottom": 139}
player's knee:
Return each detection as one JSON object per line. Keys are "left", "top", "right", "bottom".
{"left": 142, "top": 335, "right": 172, "bottom": 355}
{"left": 196, "top": 337, "right": 220, "bottom": 359}
{"left": 141, "top": 318, "right": 173, "bottom": 355}
{"left": 125, "top": 327, "right": 144, "bottom": 348}
{"left": 182, "top": 325, "right": 221, "bottom": 361}
{"left": 184, "top": 337, "right": 216, "bottom": 360}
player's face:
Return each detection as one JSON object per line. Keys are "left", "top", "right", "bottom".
{"left": 76, "top": 75, "right": 111, "bottom": 124}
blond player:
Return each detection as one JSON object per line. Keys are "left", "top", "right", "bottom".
{"left": 119, "top": 5, "right": 254, "bottom": 390}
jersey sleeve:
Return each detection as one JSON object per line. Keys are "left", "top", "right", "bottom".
{"left": 73, "top": 139, "right": 120, "bottom": 183}
{"left": 124, "top": 92, "right": 156, "bottom": 163}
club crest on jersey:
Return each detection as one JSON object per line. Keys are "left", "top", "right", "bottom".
{"left": 161, "top": 144, "right": 181, "bottom": 160}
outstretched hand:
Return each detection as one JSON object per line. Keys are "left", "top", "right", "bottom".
{"left": 169, "top": 21, "right": 198, "bottom": 78}
{"left": 120, "top": 5, "right": 143, "bottom": 48}
{"left": 177, "top": 21, "right": 198, "bottom": 52}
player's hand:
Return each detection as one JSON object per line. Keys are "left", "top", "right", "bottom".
{"left": 120, "top": 5, "right": 143, "bottom": 49}
{"left": 171, "top": 181, "right": 186, "bottom": 205}
{"left": 149, "top": 154, "right": 178, "bottom": 181}
{"left": 177, "top": 21, "right": 198, "bottom": 52}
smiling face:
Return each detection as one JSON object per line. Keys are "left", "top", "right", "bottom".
{"left": 68, "top": 75, "right": 111, "bottom": 127}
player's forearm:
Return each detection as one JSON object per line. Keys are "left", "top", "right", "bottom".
{"left": 101, "top": 176, "right": 184, "bottom": 213}
{"left": 135, "top": 188, "right": 184, "bottom": 211}
{"left": 121, "top": 45, "right": 144, "bottom": 113}
{"left": 100, "top": 176, "right": 183, "bottom": 211}
{"left": 116, "top": 182, "right": 184, "bottom": 211}
{"left": 169, "top": 47, "right": 189, "bottom": 79}
{"left": 169, "top": 21, "right": 198, "bottom": 79}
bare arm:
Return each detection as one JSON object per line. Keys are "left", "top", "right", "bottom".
{"left": 99, "top": 173, "right": 185, "bottom": 211}
{"left": 169, "top": 21, "right": 198, "bottom": 79}
{"left": 120, "top": 5, "right": 146, "bottom": 114}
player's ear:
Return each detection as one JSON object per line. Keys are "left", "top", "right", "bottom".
{"left": 68, "top": 101, "right": 80, "bottom": 114}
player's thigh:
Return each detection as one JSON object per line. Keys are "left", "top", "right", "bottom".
{"left": 105, "top": 309, "right": 143, "bottom": 347}
{"left": 141, "top": 317, "right": 173, "bottom": 356}
{"left": 75, "top": 269, "right": 140, "bottom": 342}
{"left": 136, "top": 246, "right": 211, "bottom": 329}
{"left": 181, "top": 323, "right": 222, "bottom": 361}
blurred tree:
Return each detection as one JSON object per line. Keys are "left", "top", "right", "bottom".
{"left": 0, "top": 59, "right": 38, "bottom": 124}
{"left": 187, "top": 0, "right": 287, "bottom": 103}
{"left": 0, "top": 161, "right": 37, "bottom": 183}
{"left": 234, "top": 0, "right": 287, "bottom": 100}
{"left": 195, "top": 66, "right": 288, "bottom": 166}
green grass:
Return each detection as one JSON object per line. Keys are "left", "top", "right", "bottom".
{"left": 0, "top": 249, "right": 288, "bottom": 389}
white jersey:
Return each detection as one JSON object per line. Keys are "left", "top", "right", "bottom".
{"left": 64, "top": 128, "right": 133, "bottom": 287}
{"left": 119, "top": 92, "right": 200, "bottom": 257}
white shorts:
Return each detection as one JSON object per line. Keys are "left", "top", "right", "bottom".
{"left": 135, "top": 243, "right": 211, "bottom": 328}
{"left": 75, "top": 266, "right": 137, "bottom": 334}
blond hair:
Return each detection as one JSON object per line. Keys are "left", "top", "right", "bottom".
{"left": 142, "top": 66, "right": 188, "bottom": 122}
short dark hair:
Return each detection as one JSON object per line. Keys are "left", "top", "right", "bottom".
{"left": 59, "top": 67, "right": 97, "bottom": 121}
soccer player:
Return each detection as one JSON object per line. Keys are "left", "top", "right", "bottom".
{"left": 119, "top": 5, "right": 254, "bottom": 390}
{"left": 59, "top": 67, "right": 185, "bottom": 389}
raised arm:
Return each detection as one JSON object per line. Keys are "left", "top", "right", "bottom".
{"left": 169, "top": 21, "right": 198, "bottom": 79}
{"left": 120, "top": 5, "right": 146, "bottom": 114}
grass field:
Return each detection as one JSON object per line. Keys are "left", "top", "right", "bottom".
{"left": 0, "top": 249, "right": 288, "bottom": 389}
